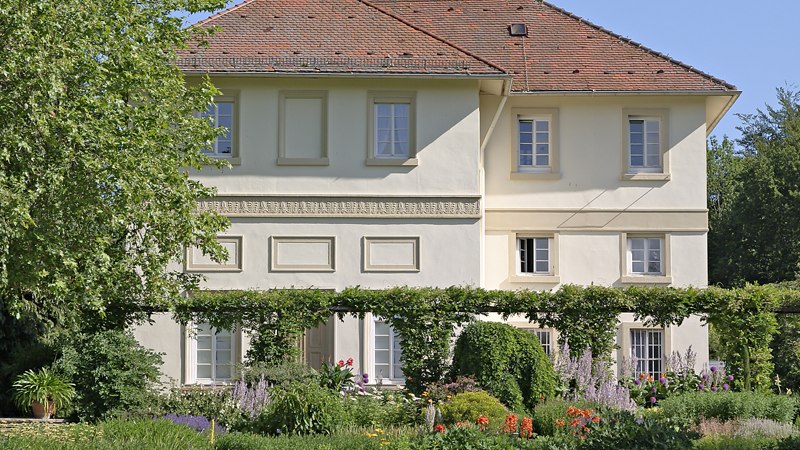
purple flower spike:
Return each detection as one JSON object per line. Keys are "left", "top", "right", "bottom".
{"left": 633, "top": 379, "right": 641, "bottom": 386}
{"left": 649, "top": 396, "right": 657, "bottom": 404}
{"left": 702, "top": 374, "right": 708, "bottom": 381}
{"left": 722, "top": 383, "right": 730, "bottom": 391}
{"left": 727, "top": 375, "right": 734, "bottom": 381}
{"left": 711, "top": 366, "right": 718, "bottom": 373}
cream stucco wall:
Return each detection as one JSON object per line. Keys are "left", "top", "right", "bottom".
{"left": 191, "top": 77, "right": 482, "bottom": 196}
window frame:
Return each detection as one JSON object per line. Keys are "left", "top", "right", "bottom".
{"left": 185, "top": 322, "right": 239, "bottom": 385}
{"left": 629, "top": 328, "right": 665, "bottom": 378}
{"left": 200, "top": 92, "right": 240, "bottom": 165}
{"left": 370, "top": 317, "right": 405, "bottom": 384}
{"left": 509, "top": 232, "right": 560, "bottom": 284}
{"left": 621, "top": 108, "right": 669, "bottom": 181}
{"left": 510, "top": 108, "right": 560, "bottom": 180}
{"left": 620, "top": 232, "right": 672, "bottom": 284}
{"left": 367, "top": 91, "right": 418, "bottom": 166}
{"left": 278, "top": 90, "right": 329, "bottom": 166}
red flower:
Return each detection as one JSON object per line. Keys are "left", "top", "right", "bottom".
{"left": 476, "top": 415, "right": 489, "bottom": 430}
{"left": 503, "top": 414, "right": 518, "bottom": 433}
{"left": 337, "top": 360, "right": 345, "bottom": 367}
{"left": 346, "top": 357, "right": 354, "bottom": 367}
{"left": 434, "top": 424, "right": 445, "bottom": 433}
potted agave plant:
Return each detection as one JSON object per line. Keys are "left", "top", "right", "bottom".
{"left": 12, "top": 368, "right": 75, "bottom": 419}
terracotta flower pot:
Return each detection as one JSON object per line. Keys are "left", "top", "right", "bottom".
{"left": 31, "top": 401, "right": 55, "bottom": 419}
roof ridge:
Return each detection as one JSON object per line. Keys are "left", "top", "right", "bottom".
{"left": 191, "top": 0, "right": 259, "bottom": 28}
{"left": 539, "top": 0, "right": 736, "bottom": 90}
{"left": 356, "top": 0, "right": 509, "bottom": 75}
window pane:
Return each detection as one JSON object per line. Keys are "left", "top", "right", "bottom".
{"left": 197, "top": 350, "right": 211, "bottom": 364}
{"left": 646, "top": 132, "right": 660, "bottom": 144}
{"left": 535, "top": 121, "right": 549, "bottom": 132}
{"left": 394, "top": 116, "right": 408, "bottom": 130}
{"left": 535, "top": 144, "right": 549, "bottom": 156}
{"left": 519, "top": 121, "right": 533, "bottom": 133}
{"left": 535, "top": 155, "right": 549, "bottom": 166}
{"left": 630, "top": 133, "right": 644, "bottom": 145}
{"left": 632, "top": 261, "right": 645, "bottom": 273}
{"left": 648, "top": 260, "right": 661, "bottom": 274}
{"left": 535, "top": 132, "right": 549, "bottom": 143}
{"left": 375, "top": 335, "right": 390, "bottom": 350}
{"left": 519, "top": 132, "right": 533, "bottom": 144}
{"left": 646, "top": 120, "right": 660, "bottom": 133}
{"left": 197, "top": 336, "right": 212, "bottom": 350}
{"left": 395, "top": 142, "right": 409, "bottom": 156}
{"left": 630, "top": 155, "right": 644, "bottom": 167}
{"left": 197, "top": 364, "right": 212, "bottom": 379}
{"left": 630, "top": 144, "right": 644, "bottom": 156}
{"left": 216, "top": 365, "right": 231, "bottom": 379}
{"left": 217, "top": 115, "right": 232, "bottom": 130}
{"left": 216, "top": 335, "right": 231, "bottom": 350}
{"left": 375, "top": 350, "right": 390, "bottom": 364}
{"left": 535, "top": 261, "right": 548, "bottom": 273}
{"left": 629, "top": 120, "right": 644, "bottom": 133}
{"left": 377, "top": 117, "right": 391, "bottom": 130}
{"left": 376, "top": 104, "right": 391, "bottom": 117}
{"left": 375, "top": 322, "right": 390, "bottom": 336}
{"left": 394, "top": 130, "right": 408, "bottom": 143}
{"left": 630, "top": 239, "right": 645, "bottom": 250}
{"left": 394, "top": 104, "right": 409, "bottom": 118}
{"left": 646, "top": 150, "right": 660, "bottom": 167}
{"left": 519, "top": 155, "right": 533, "bottom": 166}
{"left": 376, "top": 142, "right": 392, "bottom": 156}
{"left": 217, "top": 102, "right": 233, "bottom": 116}
{"left": 216, "top": 350, "right": 232, "bottom": 364}
{"left": 375, "top": 364, "right": 389, "bottom": 379}
{"left": 648, "top": 239, "right": 661, "bottom": 250}
{"left": 519, "top": 143, "right": 533, "bottom": 155}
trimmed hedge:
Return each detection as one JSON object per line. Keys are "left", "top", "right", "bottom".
{"left": 439, "top": 391, "right": 508, "bottom": 431}
{"left": 658, "top": 391, "right": 795, "bottom": 424}
{"left": 451, "top": 321, "right": 556, "bottom": 410}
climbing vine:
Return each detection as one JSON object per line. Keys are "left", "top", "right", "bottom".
{"left": 167, "top": 284, "right": 800, "bottom": 393}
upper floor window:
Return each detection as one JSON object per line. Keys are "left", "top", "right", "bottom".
{"left": 628, "top": 118, "right": 661, "bottom": 172}
{"left": 622, "top": 109, "right": 669, "bottom": 180}
{"left": 200, "top": 93, "right": 239, "bottom": 164}
{"left": 511, "top": 108, "right": 559, "bottom": 179}
{"left": 367, "top": 92, "right": 417, "bottom": 166}
{"left": 192, "top": 323, "right": 236, "bottom": 383}
{"left": 627, "top": 237, "right": 663, "bottom": 276}
{"left": 518, "top": 117, "right": 550, "bottom": 170}
{"left": 518, "top": 237, "right": 551, "bottom": 275}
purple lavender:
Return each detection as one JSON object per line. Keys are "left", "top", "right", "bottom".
{"left": 232, "top": 375, "right": 272, "bottom": 418}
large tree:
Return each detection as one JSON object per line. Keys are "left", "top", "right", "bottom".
{"left": 708, "top": 88, "right": 800, "bottom": 287}
{"left": 0, "top": 0, "right": 230, "bottom": 336}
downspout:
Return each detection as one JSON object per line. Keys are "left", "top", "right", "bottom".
{"left": 478, "top": 79, "right": 511, "bottom": 288}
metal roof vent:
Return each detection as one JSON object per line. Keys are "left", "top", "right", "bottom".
{"left": 509, "top": 23, "right": 528, "bottom": 36}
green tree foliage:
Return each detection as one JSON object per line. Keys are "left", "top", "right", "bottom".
{"left": 0, "top": 0, "right": 230, "bottom": 336}
{"left": 708, "top": 88, "right": 800, "bottom": 287}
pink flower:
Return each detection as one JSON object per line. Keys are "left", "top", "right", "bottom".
{"left": 649, "top": 396, "right": 657, "bottom": 404}
{"left": 337, "top": 360, "right": 345, "bottom": 367}
{"left": 346, "top": 357, "right": 354, "bottom": 367}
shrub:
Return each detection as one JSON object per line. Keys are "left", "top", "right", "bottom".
{"left": 155, "top": 386, "right": 234, "bottom": 422}
{"left": 694, "top": 435, "right": 784, "bottom": 450}
{"left": 451, "top": 321, "right": 556, "bottom": 410}
{"left": 12, "top": 368, "right": 75, "bottom": 417}
{"left": 258, "top": 381, "right": 349, "bottom": 435}
{"left": 240, "top": 360, "right": 318, "bottom": 388}
{"left": 215, "top": 431, "right": 385, "bottom": 450}
{"left": 345, "top": 390, "right": 423, "bottom": 428}
{"left": 581, "top": 410, "right": 696, "bottom": 450}
{"left": 658, "top": 391, "right": 795, "bottom": 425}
{"left": 439, "top": 391, "right": 507, "bottom": 431}
{"left": 52, "top": 330, "right": 163, "bottom": 422}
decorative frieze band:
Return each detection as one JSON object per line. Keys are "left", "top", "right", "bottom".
{"left": 198, "top": 195, "right": 482, "bottom": 219}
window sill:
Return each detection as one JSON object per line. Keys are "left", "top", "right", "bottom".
{"left": 277, "top": 157, "right": 329, "bottom": 166}
{"left": 202, "top": 157, "right": 241, "bottom": 166}
{"left": 510, "top": 171, "right": 561, "bottom": 181}
{"left": 620, "top": 275, "right": 673, "bottom": 285}
{"left": 620, "top": 172, "right": 670, "bottom": 181}
{"left": 509, "top": 275, "right": 560, "bottom": 284}
{"left": 366, "top": 157, "right": 418, "bottom": 167}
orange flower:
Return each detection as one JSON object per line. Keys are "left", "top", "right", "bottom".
{"left": 503, "top": 414, "right": 518, "bottom": 433}
{"left": 591, "top": 416, "right": 601, "bottom": 424}
{"left": 566, "top": 406, "right": 579, "bottom": 416}
{"left": 434, "top": 424, "right": 446, "bottom": 433}
{"left": 477, "top": 415, "right": 489, "bottom": 430}
{"left": 554, "top": 419, "right": 565, "bottom": 427}
{"left": 520, "top": 417, "right": 534, "bottom": 438}
{"left": 569, "top": 418, "right": 581, "bottom": 428}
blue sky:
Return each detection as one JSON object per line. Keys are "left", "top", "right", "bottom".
{"left": 182, "top": 1, "right": 799, "bottom": 144}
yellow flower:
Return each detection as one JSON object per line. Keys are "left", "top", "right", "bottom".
{"left": 421, "top": 391, "right": 429, "bottom": 397}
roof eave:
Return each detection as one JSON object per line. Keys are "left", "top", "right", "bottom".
{"left": 510, "top": 89, "right": 741, "bottom": 96}
{"left": 179, "top": 70, "right": 512, "bottom": 80}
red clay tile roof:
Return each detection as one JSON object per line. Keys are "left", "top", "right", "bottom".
{"left": 378, "top": 0, "right": 735, "bottom": 92}
{"left": 176, "top": 0, "right": 507, "bottom": 76}
{"left": 180, "top": 0, "right": 736, "bottom": 92}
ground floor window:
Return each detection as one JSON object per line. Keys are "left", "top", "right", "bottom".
{"left": 192, "top": 323, "right": 235, "bottom": 383}
{"left": 532, "top": 329, "right": 553, "bottom": 356}
{"left": 630, "top": 329, "right": 663, "bottom": 377}
{"left": 373, "top": 320, "right": 404, "bottom": 382}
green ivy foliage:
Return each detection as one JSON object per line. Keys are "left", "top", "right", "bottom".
{"left": 169, "top": 284, "right": 800, "bottom": 393}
